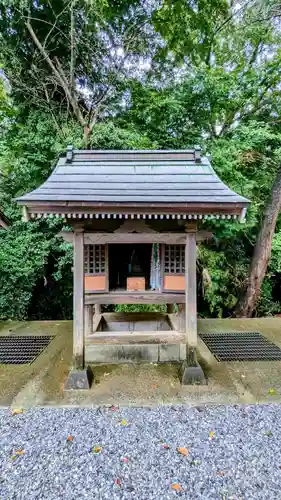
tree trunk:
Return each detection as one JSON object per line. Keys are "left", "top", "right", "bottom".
{"left": 83, "top": 126, "right": 90, "bottom": 149}
{"left": 235, "top": 164, "right": 281, "bottom": 317}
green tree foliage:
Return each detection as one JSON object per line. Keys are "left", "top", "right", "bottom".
{"left": 0, "top": 0, "right": 157, "bottom": 144}
{"left": 0, "top": 220, "right": 71, "bottom": 319}
{"left": 0, "top": 0, "right": 281, "bottom": 318}
{"left": 0, "top": 108, "right": 155, "bottom": 319}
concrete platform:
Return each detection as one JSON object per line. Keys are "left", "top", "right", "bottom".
{"left": 1, "top": 318, "right": 281, "bottom": 407}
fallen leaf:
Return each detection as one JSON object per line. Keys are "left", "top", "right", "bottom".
{"left": 151, "top": 384, "right": 158, "bottom": 390}
{"left": 279, "top": 466, "right": 281, "bottom": 470}
{"left": 215, "top": 470, "right": 226, "bottom": 477}
{"left": 104, "top": 373, "right": 110, "bottom": 377}
{"left": 110, "top": 405, "right": 118, "bottom": 412}
{"left": 66, "top": 435, "right": 73, "bottom": 442}
{"left": 209, "top": 431, "right": 215, "bottom": 440}
{"left": 15, "top": 450, "right": 25, "bottom": 455}
{"left": 177, "top": 447, "right": 189, "bottom": 456}
{"left": 268, "top": 388, "right": 277, "bottom": 396}
{"left": 11, "top": 455, "right": 17, "bottom": 461}
{"left": 121, "top": 457, "right": 129, "bottom": 463}
{"left": 115, "top": 478, "right": 121, "bottom": 487}
{"left": 163, "top": 443, "right": 170, "bottom": 449}
{"left": 191, "top": 459, "right": 201, "bottom": 466}
{"left": 171, "top": 483, "right": 184, "bottom": 492}
{"left": 120, "top": 419, "right": 129, "bottom": 426}
{"left": 11, "top": 409, "right": 24, "bottom": 416}
{"left": 92, "top": 446, "right": 102, "bottom": 454}
{"left": 265, "top": 431, "right": 273, "bottom": 437}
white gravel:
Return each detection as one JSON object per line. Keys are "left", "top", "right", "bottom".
{"left": 1, "top": 405, "right": 281, "bottom": 499}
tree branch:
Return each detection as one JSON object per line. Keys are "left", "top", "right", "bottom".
{"left": 26, "top": 18, "right": 85, "bottom": 127}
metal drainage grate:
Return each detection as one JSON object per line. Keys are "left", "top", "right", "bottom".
{"left": 0, "top": 336, "right": 54, "bottom": 365}
{"left": 199, "top": 331, "right": 281, "bottom": 362}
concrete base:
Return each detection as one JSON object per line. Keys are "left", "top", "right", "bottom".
{"left": 181, "top": 348, "right": 206, "bottom": 385}
{"left": 181, "top": 362, "right": 206, "bottom": 385}
{"left": 85, "top": 343, "right": 187, "bottom": 363}
{"left": 64, "top": 366, "right": 93, "bottom": 390}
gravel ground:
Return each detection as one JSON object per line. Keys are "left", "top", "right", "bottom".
{"left": 1, "top": 405, "right": 281, "bottom": 499}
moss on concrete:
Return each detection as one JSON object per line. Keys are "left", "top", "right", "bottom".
{"left": 1, "top": 317, "right": 281, "bottom": 406}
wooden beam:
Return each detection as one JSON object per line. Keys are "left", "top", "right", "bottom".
{"left": 73, "top": 230, "right": 85, "bottom": 368}
{"left": 59, "top": 231, "right": 212, "bottom": 245}
{"left": 85, "top": 292, "right": 185, "bottom": 305}
{"left": 185, "top": 232, "right": 197, "bottom": 347}
{"left": 86, "top": 331, "right": 184, "bottom": 344}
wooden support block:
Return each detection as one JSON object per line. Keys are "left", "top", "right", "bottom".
{"left": 167, "top": 304, "right": 174, "bottom": 314}
{"left": 95, "top": 304, "right": 101, "bottom": 315}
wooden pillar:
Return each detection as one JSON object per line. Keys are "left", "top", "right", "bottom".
{"left": 167, "top": 304, "right": 173, "bottom": 314}
{"left": 95, "top": 304, "right": 101, "bottom": 315}
{"left": 84, "top": 305, "right": 93, "bottom": 337}
{"left": 185, "top": 231, "right": 197, "bottom": 347}
{"left": 73, "top": 230, "right": 85, "bottom": 369}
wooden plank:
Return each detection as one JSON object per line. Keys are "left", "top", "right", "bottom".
{"left": 59, "top": 231, "right": 213, "bottom": 245}
{"left": 73, "top": 231, "right": 85, "bottom": 368}
{"left": 102, "top": 312, "right": 169, "bottom": 322}
{"left": 84, "top": 304, "right": 93, "bottom": 337}
{"left": 85, "top": 292, "right": 185, "bottom": 305}
{"left": 86, "top": 331, "right": 183, "bottom": 345}
{"left": 185, "top": 232, "right": 197, "bottom": 347}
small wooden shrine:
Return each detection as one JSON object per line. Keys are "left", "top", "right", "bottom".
{"left": 17, "top": 147, "right": 249, "bottom": 388}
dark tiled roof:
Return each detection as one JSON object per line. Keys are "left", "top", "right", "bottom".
{"left": 17, "top": 148, "right": 249, "bottom": 206}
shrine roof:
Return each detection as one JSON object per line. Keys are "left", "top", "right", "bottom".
{"left": 17, "top": 147, "right": 249, "bottom": 220}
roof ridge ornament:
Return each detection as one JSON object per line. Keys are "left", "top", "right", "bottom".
{"left": 66, "top": 145, "right": 73, "bottom": 164}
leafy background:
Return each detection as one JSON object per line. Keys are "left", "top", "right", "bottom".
{"left": 0, "top": 0, "right": 281, "bottom": 319}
